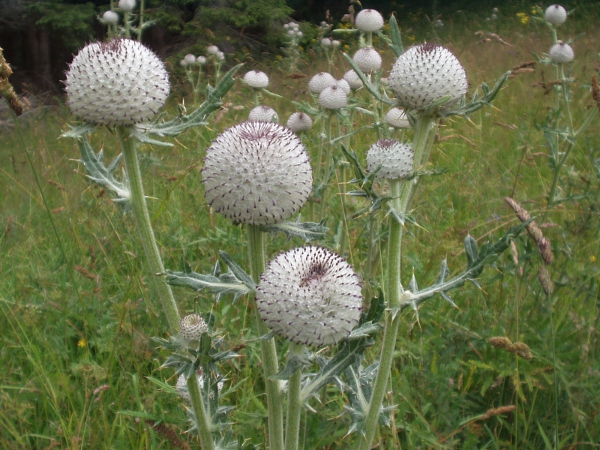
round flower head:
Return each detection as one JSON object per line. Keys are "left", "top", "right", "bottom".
{"left": 353, "top": 47, "right": 382, "bottom": 72}
{"left": 118, "top": 0, "right": 135, "bottom": 12}
{"left": 332, "top": 40, "right": 341, "bottom": 48}
{"left": 286, "top": 112, "right": 313, "bottom": 133}
{"left": 545, "top": 4, "right": 567, "bottom": 25}
{"left": 321, "top": 38, "right": 332, "bottom": 47}
{"left": 202, "top": 121, "right": 313, "bottom": 225}
{"left": 102, "top": 10, "right": 119, "bottom": 25}
{"left": 196, "top": 56, "right": 206, "bottom": 64}
{"left": 216, "top": 51, "right": 225, "bottom": 61}
{"left": 184, "top": 54, "right": 196, "bottom": 65}
{"left": 333, "top": 79, "right": 351, "bottom": 94}
{"left": 65, "top": 38, "right": 170, "bottom": 126}
{"left": 243, "top": 70, "right": 269, "bottom": 89}
{"left": 180, "top": 314, "right": 209, "bottom": 341}
{"left": 385, "top": 107, "right": 410, "bottom": 129}
{"left": 549, "top": 42, "right": 574, "bottom": 63}
{"left": 248, "top": 105, "right": 279, "bottom": 122}
{"left": 296, "top": 31, "right": 303, "bottom": 37}
{"left": 180, "top": 59, "right": 188, "bottom": 67}
{"left": 355, "top": 9, "right": 384, "bottom": 32}
{"left": 366, "top": 139, "right": 414, "bottom": 180}
{"left": 308, "top": 72, "right": 336, "bottom": 94}
{"left": 256, "top": 246, "right": 363, "bottom": 347}
{"left": 389, "top": 43, "right": 467, "bottom": 111}
{"left": 319, "top": 85, "right": 348, "bottom": 110}
{"left": 343, "top": 70, "right": 363, "bottom": 90}
{"left": 207, "top": 45, "right": 219, "bottom": 55}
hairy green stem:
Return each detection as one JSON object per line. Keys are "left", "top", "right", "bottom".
{"left": 285, "top": 343, "right": 305, "bottom": 450}
{"left": 118, "top": 126, "right": 180, "bottom": 334}
{"left": 247, "top": 224, "right": 284, "bottom": 450}
{"left": 187, "top": 374, "right": 216, "bottom": 450}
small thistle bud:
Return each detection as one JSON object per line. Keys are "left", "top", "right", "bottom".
{"left": 343, "top": 70, "right": 363, "bottom": 90}
{"left": 179, "top": 59, "right": 188, "bottom": 67}
{"left": 256, "top": 246, "right": 363, "bottom": 347}
{"left": 334, "top": 79, "right": 351, "bottom": 94}
{"left": 184, "top": 54, "right": 196, "bottom": 65}
{"left": 321, "top": 38, "right": 332, "bottom": 47}
{"left": 332, "top": 40, "right": 341, "bottom": 48}
{"left": 216, "top": 51, "right": 225, "bottom": 61}
{"left": 286, "top": 112, "right": 313, "bottom": 132}
{"left": 549, "top": 42, "right": 574, "bottom": 63}
{"left": 202, "top": 121, "right": 313, "bottom": 225}
{"left": 385, "top": 107, "right": 410, "bottom": 128}
{"left": 65, "top": 39, "right": 170, "bottom": 126}
{"left": 180, "top": 314, "right": 208, "bottom": 341}
{"left": 102, "top": 10, "right": 119, "bottom": 25}
{"left": 118, "top": 0, "right": 135, "bottom": 12}
{"left": 288, "top": 30, "right": 295, "bottom": 36}
{"left": 243, "top": 70, "right": 269, "bottom": 89}
{"left": 355, "top": 9, "right": 384, "bottom": 32}
{"left": 366, "top": 139, "right": 414, "bottom": 180}
{"left": 545, "top": 4, "right": 567, "bottom": 25}
{"left": 319, "top": 85, "right": 348, "bottom": 109}
{"left": 207, "top": 45, "right": 219, "bottom": 55}
{"left": 353, "top": 47, "right": 382, "bottom": 72}
{"left": 389, "top": 43, "right": 467, "bottom": 111}
{"left": 308, "top": 72, "right": 336, "bottom": 94}
{"left": 248, "top": 105, "right": 279, "bottom": 122}
{"left": 196, "top": 56, "right": 206, "bottom": 64}
{"left": 296, "top": 31, "right": 303, "bottom": 37}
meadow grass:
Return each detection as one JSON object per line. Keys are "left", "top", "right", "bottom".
{"left": 1, "top": 10, "right": 600, "bottom": 449}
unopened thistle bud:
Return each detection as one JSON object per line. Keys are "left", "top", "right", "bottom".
{"left": 319, "top": 85, "right": 348, "bottom": 109}
{"left": 202, "top": 121, "right": 313, "bottom": 225}
{"left": 102, "top": 10, "right": 119, "bottom": 24}
{"left": 196, "top": 56, "right": 206, "bottom": 64}
{"left": 385, "top": 107, "right": 410, "bottom": 128}
{"left": 545, "top": 4, "right": 567, "bottom": 25}
{"left": 286, "top": 112, "right": 313, "bottom": 132}
{"left": 248, "top": 105, "right": 279, "bottom": 122}
{"left": 353, "top": 47, "right": 382, "bottom": 72}
{"left": 308, "top": 72, "right": 336, "bottom": 94}
{"left": 389, "top": 43, "right": 467, "bottom": 111}
{"left": 184, "top": 54, "right": 196, "bottom": 65}
{"left": 333, "top": 79, "right": 351, "bottom": 94}
{"left": 549, "top": 42, "right": 574, "bottom": 63}
{"left": 118, "top": 0, "right": 135, "bottom": 12}
{"left": 65, "top": 38, "right": 170, "bottom": 126}
{"left": 256, "top": 246, "right": 363, "bottom": 347}
{"left": 207, "top": 45, "right": 219, "bottom": 55}
{"left": 366, "top": 139, "right": 414, "bottom": 180}
{"left": 321, "top": 38, "right": 332, "bottom": 47}
{"left": 180, "top": 314, "right": 208, "bottom": 341}
{"left": 243, "top": 70, "right": 269, "bottom": 89}
{"left": 355, "top": 9, "right": 384, "bottom": 32}
{"left": 343, "top": 70, "right": 363, "bottom": 90}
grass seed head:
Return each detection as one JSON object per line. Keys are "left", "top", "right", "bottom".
{"left": 367, "top": 139, "right": 414, "bottom": 180}
{"left": 256, "top": 246, "right": 363, "bottom": 347}
{"left": 355, "top": 9, "right": 384, "bottom": 32}
{"left": 545, "top": 4, "right": 567, "bottom": 25}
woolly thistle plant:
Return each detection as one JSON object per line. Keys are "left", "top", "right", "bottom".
{"left": 286, "top": 112, "right": 313, "bottom": 133}
{"left": 385, "top": 107, "right": 410, "bottom": 129}
{"left": 308, "top": 72, "right": 336, "bottom": 94}
{"left": 353, "top": 47, "right": 382, "bottom": 73}
{"left": 366, "top": 139, "right": 414, "bottom": 180}
{"left": 248, "top": 105, "right": 279, "bottom": 122}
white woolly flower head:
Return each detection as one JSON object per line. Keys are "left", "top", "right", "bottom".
{"left": 366, "top": 139, "right": 414, "bottom": 180}
{"left": 343, "top": 70, "right": 363, "bottom": 90}
{"left": 286, "top": 112, "right": 313, "bottom": 133}
{"left": 332, "top": 40, "right": 341, "bottom": 48}
{"left": 243, "top": 70, "right": 269, "bottom": 89}
{"left": 308, "top": 72, "right": 336, "bottom": 94}
{"left": 118, "top": 0, "right": 135, "bottom": 12}
{"left": 196, "top": 56, "right": 206, "bottom": 64}
{"left": 207, "top": 45, "right": 219, "bottom": 55}
{"left": 545, "top": 4, "right": 567, "bottom": 25}
{"left": 102, "top": 10, "right": 119, "bottom": 25}
{"left": 355, "top": 9, "right": 384, "bottom": 32}
{"left": 256, "top": 246, "right": 363, "bottom": 347}
{"left": 389, "top": 43, "right": 467, "bottom": 111}
{"left": 65, "top": 38, "right": 170, "bottom": 126}
{"left": 321, "top": 38, "right": 332, "bottom": 47}
{"left": 319, "top": 85, "right": 348, "bottom": 110}
{"left": 385, "top": 107, "right": 410, "bottom": 129}
{"left": 353, "top": 47, "right": 382, "bottom": 72}
{"left": 202, "top": 121, "right": 313, "bottom": 225}
{"left": 333, "top": 79, "right": 351, "bottom": 94}
{"left": 216, "top": 51, "right": 225, "bottom": 61}
{"left": 180, "top": 314, "right": 208, "bottom": 341}
{"left": 549, "top": 41, "right": 574, "bottom": 63}
{"left": 184, "top": 54, "right": 196, "bottom": 65}
{"left": 248, "top": 105, "right": 279, "bottom": 122}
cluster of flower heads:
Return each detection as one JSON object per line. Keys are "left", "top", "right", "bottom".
{"left": 308, "top": 72, "right": 360, "bottom": 109}
{"left": 283, "top": 21, "right": 303, "bottom": 38}
{"left": 256, "top": 246, "right": 363, "bottom": 347}
{"left": 321, "top": 38, "right": 341, "bottom": 48}
{"left": 544, "top": 5, "right": 573, "bottom": 64}
{"left": 65, "top": 38, "right": 170, "bottom": 126}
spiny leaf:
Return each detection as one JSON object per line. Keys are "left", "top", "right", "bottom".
{"left": 260, "top": 217, "right": 328, "bottom": 242}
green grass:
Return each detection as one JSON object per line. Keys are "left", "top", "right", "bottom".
{"left": 1, "top": 9, "right": 600, "bottom": 449}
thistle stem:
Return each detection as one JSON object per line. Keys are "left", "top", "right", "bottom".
{"left": 247, "top": 224, "right": 284, "bottom": 450}
{"left": 187, "top": 374, "right": 216, "bottom": 450}
{"left": 285, "top": 343, "right": 305, "bottom": 450}
{"left": 118, "top": 126, "right": 180, "bottom": 334}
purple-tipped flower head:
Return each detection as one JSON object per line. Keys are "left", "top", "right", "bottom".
{"left": 243, "top": 70, "right": 269, "bottom": 89}
{"left": 549, "top": 42, "right": 574, "bottom": 63}
{"left": 389, "top": 43, "right": 467, "bottom": 111}
{"left": 202, "top": 121, "right": 313, "bottom": 225}
{"left": 355, "top": 9, "right": 384, "bottom": 32}
{"left": 353, "top": 47, "right": 382, "bottom": 72}
{"left": 256, "top": 246, "right": 363, "bottom": 347}
{"left": 248, "top": 105, "right": 279, "bottom": 122}
{"left": 184, "top": 54, "right": 196, "bottom": 65}
{"left": 308, "top": 72, "right": 336, "bottom": 94}
{"left": 545, "top": 4, "right": 567, "bottom": 25}
{"left": 286, "top": 112, "right": 313, "bottom": 133}
{"left": 65, "top": 38, "right": 170, "bottom": 126}
{"left": 366, "top": 139, "right": 414, "bottom": 180}
{"left": 319, "top": 85, "right": 348, "bottom": 109}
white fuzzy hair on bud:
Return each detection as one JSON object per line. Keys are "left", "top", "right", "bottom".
{"left": 355, "top": 9, "right": 384, "bottom": 32}
{"left": 366, "top": 139, "right": 414, "bottom": 180}
{"left": 202, "top": 121, "right": 313, "bottom": 225}
{"left": 180, "top": 314, "right": 208, "bottom": 341}
{"left": 256, "top": 246, "right": 363, "bottom": 347}
{"left": 118, "top": 0, "right": 135, "bottom": 12}
{"left": 184, "top": 54, "right": 196, "bottom": 65}
{"left": 385, "top": 107, "right": 410, "bottom": 129}
{"left": 545, "top": 4, "right": 567, "bottom": 25}
{"left": 353, "top": 47, "right": 382, "bottom": 72}
{"left": 248, "top": 105, "right": 279, "bottom": 122}
{"left": 389, "top": 43, "right": 467, "bottom": 111}
{"left": 286, "top": 112, "right": 313, "bottom": 132}
{"left": 102, "top": 10, "right": 119, "bottom": 24}
{"left": 549, "top": 42, "right": 574, "bottom": 63}
{"left": 319, "top": 85, "right": 348, "bottom": 109}
{"left": 65, "top": 38, "right": 170, "bottom": 126}
{"left": 343, "top": 70, "right": 363, "bottom": 90}
{"left": 308, "top": 72, "right": 336, "bottom": 94}
{"left": 207, "top": 45, "right": 219, "bottom": 55}
{"left": 243, "top": 70, "right": 269, "bottom": 89}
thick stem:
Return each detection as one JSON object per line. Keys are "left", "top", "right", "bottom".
{"left": 187, "top": 374, "right": 216, "bottom": 450}
{"left": 118, "top": 127, "right": 180, "bottom": 334}
{"left": 247, "top": 224, "right": 284, "bottom": 450}
{"left": 285, "top": 343, "right": 305, "bottom": 450}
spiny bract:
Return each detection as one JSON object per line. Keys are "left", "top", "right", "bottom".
{"left": 366, "top": 139, "right": 414, "bottom": 180}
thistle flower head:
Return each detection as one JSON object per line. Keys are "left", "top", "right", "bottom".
{"left": 202, "top": 121, "right": 313, "bottom": 225}
{"left": 102, "top": 10, "right": 119, "bottom": 25}
{"left": 256, "top": 246, "right": 363, "bottom": 347}
{"left": 549, "top": 41, "right": 574, "bottom": 63}
{"left": 184, "top": 54, "right": 196, "bottom": 65}
{"left": 196, "top": 55, "right": 206, "bottom": 64}
{"left": 248, "top": 105, "right": 279, "bottom": 122}
{"left": 65, "top": 38, "right": 170, "bottom": 126}
{"left": 321, "top": 38, "right": 332, "bottom": 47}
{"left": 332, "top": 40, "right": 341, "bottom": 48}
{"left": 180, "top": 314, "right": 208, "bottom": 341}
{"left": 389, "top": 43, "right": 467, "bottom": 111}
{"left": 207, "top": 45, "right": 219, "bottom": 55}
{"left": 353, "top": 47, "right": 382, "bottom": 72}
{"left": 216, "top": 51, "right": 225, "bottom": 61}
{"left": 286, "top": 112, "right": 313, "bottom": 133}
{"left": 545, "top": 4, "right": 567, "bottom": 25}
{"left": 118, "top": 0, "right": 135, "bottom": 12}
{"left": 385, "top": 107, "right": 410, "bottom": 129}
{"left": 355, "top": 9, "right": 384, "bottom": 32}
{"left": 334, "top": 79, "right": 351, "bottom": 94}
{"left": 308, "top": 72, "right": 336, "bottom": 94}
{"left": 366, "top": 139, "right": 414, "bottom": 180}
{"left": 319, "top": 85, "right": 348, "bottom": 110}
{"left": 243, "top": 70, "right": 269, "bottom": 89}
{"left": 343, "top": 70, "right": 363, "bottom": 90}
